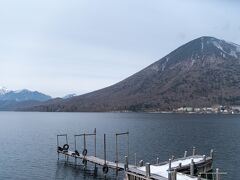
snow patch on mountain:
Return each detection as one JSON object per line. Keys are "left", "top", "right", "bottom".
{"left": 63, "top": 94, "right": 77, "bottom": 99}
{"left": 0, "top": 87, "right": 9, "bottom": 95}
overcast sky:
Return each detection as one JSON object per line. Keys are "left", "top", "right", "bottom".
{"left": 0, "top": 0, "right": 239, "bottom": 97}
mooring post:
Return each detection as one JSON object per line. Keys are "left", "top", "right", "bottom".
{"left": 83, "top": 133, "right": 86, "bottom": 153}
{"left": 193, "top": 147, "right": 196, "bottom": 156}
{"left": 184, "top": 150, "right": 187, "bottom": 158}
{"left": 168, "top": 159, "right": 172, "bottom": 180}
{"left": 216, "top": 168, "right": 220, "bottom": 180}
{"left": 168, "top": 171, "right": 171, "bottom": 180}
{"left": 210, "top": 149, "right": 214, "bottom": 159}
{"left": 104, "top": 134, "right": 106, "bottom": 165}
{"left": 74, "top": 135, "right": 77, "bottom": 165}
{"left": 169, "top": 159, "right": 172, "bottom": 171}
{"left": 125, "top": 156, "right": 129, "bottom": 170}
{"left": 190, "top": 159, "right": 194, "bottom": 176}
{"left": 157, "top": 157, "right": 159, "bottom": 164}
{"left": 115, "top": 133, "right": 118, "bottom": 176}
{"left": 66, "top": 135, "right": 68, "bottom": 145}
{"left": 127, "top": 132, "right": 129, "bottom": 160}
{"left": 94, "top": 128, "right": 97, "bottom": 174}
{"left": 203, "top": 155, "right": 206, "bottom": 162}
{"left": 179, "top": 162, "right": 182, "bottom": 168}
{"left": 134, "top": 153, "right": 137, "bottom": 166}
{"left": 146, "top": 163, "right": 151, "bottom": 178}
{"left": 57, "top": 135, "right": 59, "bottom": 160}
{"left": 172, "top": 169, "right": 177, "bottom": 180}
{"left": 197, "top": 174, "right": 201, "bottom": 180}
{"left": 139, "top": 160, "right": 144, "bottom": 167}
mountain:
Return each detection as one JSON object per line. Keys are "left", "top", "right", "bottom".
{"left": 62, "top": 94, "right": 77, "bottom": 99}
{"left": 0, "top": 88, "right": 52, "bottom": 110}
{"left": 0, "top": 87, "right": 9, "bottom": 95}
{"left": 22, "top": 36, "right": 240, "bottom": 112}
{"left": 0, "top": 89, "right": 51, "bottom": 102}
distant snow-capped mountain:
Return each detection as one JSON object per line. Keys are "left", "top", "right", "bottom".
{"left": 0, "top": 87, "right": 9, "bottom": 95}
{"left": 0, "top": 88, "right": 51, "bottom": 102}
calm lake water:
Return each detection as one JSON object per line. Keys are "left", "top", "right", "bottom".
{"left": 0, "top": 112, "right": 239, "bottom": 179}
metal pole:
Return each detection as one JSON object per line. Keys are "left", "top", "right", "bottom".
{"left": 104, "top": 134, "right": 106, "bottom": 164}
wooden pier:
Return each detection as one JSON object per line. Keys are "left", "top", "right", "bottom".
{"left": 56, "top": 129, "right": 223, "bottom": 180}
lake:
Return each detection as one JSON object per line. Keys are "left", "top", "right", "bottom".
{"left": 0, "top": 112, "right": 238, "bottom": 179}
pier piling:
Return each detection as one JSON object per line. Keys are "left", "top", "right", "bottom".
{"left": 184, "top": 150, "right": 187, "bottom": 158}
{"left": 190, "top": 159, "right": 194, "bottom": 176}
{"left": 146, "top": 163, "right": 151, "bottom": 177}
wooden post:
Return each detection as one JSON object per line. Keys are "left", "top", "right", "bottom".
{"left": 190, "top": 159, "right": 194, "bottom": 176}
{"left": 57, "top": 135, "right": 59, "bottom": 160}
{"left": 193, "top": 147, "right": 196, "bottom": 156}
{"left": 179, "top": 163, "right": 182, "bottom": 168}
{"left": 104, "top": 134, "right": 106, "bottom": 165}
{"left": 94, "top": 128, "right": 96, "bottom": 157}
{"left": 184, "top": 151, "right": 187, "bottom": 158}
{"left": 125, "top": 156, "right": 129, "bottom": 170}
{"left": 146, "top": 163, "right": 151, "bottom": 178}
{"left": 168, "top": 159, "right": 172, "bottom": 180}
{"left": 83, "top": 133, "right": 86, "bottom": 152}
{"left": 197, "top": 174, "right": 201, "bottom": 180}
{"left": 168, "top": 171, "right": 171, "bottom": 180}
{"left": 210, "top": 149, "right": 214, "bottom": 159}
{"left": 172, "top": 169, "right": 177, "bottom": 180}
{"left": 134, "top": 153, "right": 137, "bottom": 166}
{"left": 203, "top": 155, "right": 206, "bottom": 162}
{"left": 94, "top": 128, "right": 97, "bottom": 174}
{"left": 57, "top": 135, "right": 59, "bottom": 147}
{"left": 65, "top": 135, "right": 68, "bottom": 145}
{"left": 116, "top": 133, "right": 118, "bottom": 176}
{"left": 169, "top": 159, "right": 172, "bottom": 171}
{"left": 216, "top": 168, "right": 220, "bottom": 180}
{"left": 127, "top": 132, "right": 129, "bottom": 160}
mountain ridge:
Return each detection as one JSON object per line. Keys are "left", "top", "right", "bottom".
{"left": 21, "top": 36, "right": 240, "bottom": 112}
